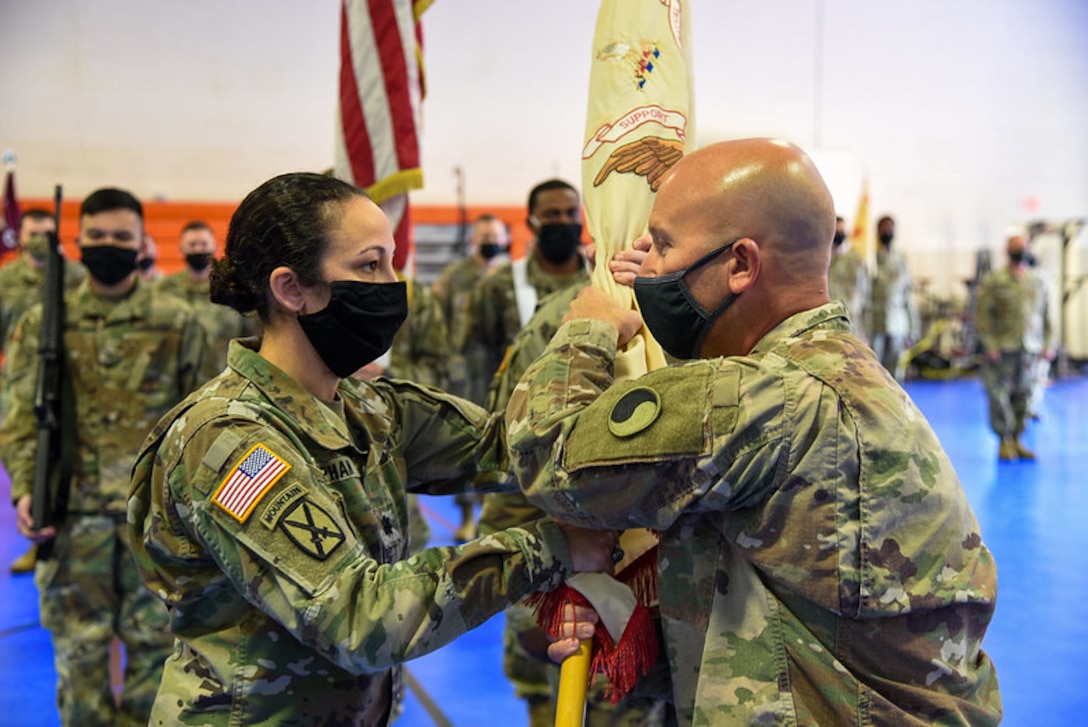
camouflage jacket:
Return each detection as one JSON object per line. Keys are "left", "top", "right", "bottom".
{"left": 463, "top": 254, "right": 589, "bottom": 385}
{"left": 974, "top": 266, "right": 1051, "bottom": 355}
{"left": 0, "top": 254, "right": 87, "bottom": 352}
{"left": 507, "top": 302, "right": 1001, "bottom": 726}
{"left": 432, "top": 254, "right": 487, "bottom": 345}
{"left": 0, "top": 277, "right": 215, "bottom": 513}
{"left": 158, "top": 271, "right": 260, "bottom": 374}
{"left": 433, "top": 255, "right": 489, "bottom": 403}
{"left": 127, "top": 339, "right": 575, "bottom": 726}
{"left": 871, "top": 247, "right": 920, "bottom": 338}
{"left": 387, "top": 277, "right": 450, "bottom": 389}
{"left": 827, "top": 248, "right": 870, "bottom": 338}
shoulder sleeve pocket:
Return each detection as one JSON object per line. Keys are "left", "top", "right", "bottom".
{"left": 563, "top": 362, "right": 715, "bottom": 471}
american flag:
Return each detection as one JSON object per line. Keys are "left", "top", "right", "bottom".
{"left": 334, "top": 0, "right": 430, "bottom": 273}
{"left": 213, "top": 444, "right": 291, "bottom": 522}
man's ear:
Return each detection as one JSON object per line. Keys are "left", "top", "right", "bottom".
{"left": 268, "top": 266, "right": 307, "bottom": 314}
{"left": 728, "top": 238, "right": 760, "bottom": 294}
{"left": 526, "top": 214, "right": 540, "bottom": 237}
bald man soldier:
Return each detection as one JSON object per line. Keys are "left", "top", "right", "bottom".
{"left": 507, "top": 138, "right": 1002, "bottom": 726}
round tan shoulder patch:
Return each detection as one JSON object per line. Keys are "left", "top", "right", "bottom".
{"left": 608, "top": 387, "right": 661, "bottom": 438}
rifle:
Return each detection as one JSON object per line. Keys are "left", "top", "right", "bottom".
{"left": 30, "top": 185, "right": 74, "bottom": 558}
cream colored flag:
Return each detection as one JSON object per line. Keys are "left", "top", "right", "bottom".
{"left": 553, "top": 4, "right": 695, "bottom": 724}
{"left": 582, "top": 0, "right": 695, "bottom": 379}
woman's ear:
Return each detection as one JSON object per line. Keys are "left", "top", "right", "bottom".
{"left": 268, "top": 266, "right": 307, "bottom": 314}
{"left": 727, "top": 237, "right": 760, "bottom": 294}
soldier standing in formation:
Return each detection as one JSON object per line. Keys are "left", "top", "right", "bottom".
{"left": 514, "top": 138, "right": 1001, "bottom": 726}
{"left": 157, "top": 220, "right": 260, "bottom": 373}
{"left": 0, "top": 207, "right": 87, "bottom": 573}
{"left": 827, "top": 215, "right": 870, "bottom": 339}
{"left": 0, "top": 188, "right": 218, "bottom": 726}
{"left": 869, "top": 215, "right": 919, "bottom": 380}
{"left": 126, "top": 172, "right": 615, "bottom": 725}
{"left": 433, "top": 213, "right": 510, "bottom": 405}
{"left": 974, "top": 232, "right": 1052, "bottom": 461}
{"left": 462, "top": 179, "right": 589, "bottom": 391}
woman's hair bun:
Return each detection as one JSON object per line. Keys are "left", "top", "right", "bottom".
{"left": 209, "top": 256, "right": 262, "bottom": 313}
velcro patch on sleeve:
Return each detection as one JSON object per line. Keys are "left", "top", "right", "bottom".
{"left": 212, "top": 443, "right": 292, "bottom": 523}
{"left": 279, "top": 499, "right": 346, "bottom": 560}
{"left": 564, "top": 362, "right": 714, "bottom": 470}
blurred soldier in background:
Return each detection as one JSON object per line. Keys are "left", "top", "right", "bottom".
{"left": 975, "top": 233, "right": 1052, "bottom": 461}
{"left": 870, "top": 215, "right": 920, "bottom": 380}
{"left": 827, "top": 215, "right": 870, "bottom": 339}
{"left": 158, "top": 221, "right": 260, "bottom": 373}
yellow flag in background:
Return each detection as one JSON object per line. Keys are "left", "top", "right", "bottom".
{"left": 581, "top": 0, "right": 695, "bottom": 378}
{"left": 851, "top": 178, "right": 873, "bottom": 270}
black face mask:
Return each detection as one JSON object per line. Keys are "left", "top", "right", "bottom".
{"left": 879, "top": 232, "right": 894, "bottom": 246}
{"left": 297, "top": 280, "right": 409, "bottom": 379}
{"left": 82, "top": 246, "right": 139, "bottom": 285}
{"left": 633, "top": 241, "right": 739, "bottom": 360}
{"left": 536, "top": 223, "right": 582, "bottom": 265}
{"left": 479, "top": 243, "right": 505, "bottom": 260}
{"left": 185, "top": 252, "right": 212, "bottom": 272}
{"left": 1009, "top": 250, "right": 1026, "bottom": 265}
{"left": 833, "top": 231, "right": 847, "bottom": 247}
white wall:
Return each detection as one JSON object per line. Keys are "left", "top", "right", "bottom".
{"left": 3, "top": 0, "right": 1087, "bottom": 334}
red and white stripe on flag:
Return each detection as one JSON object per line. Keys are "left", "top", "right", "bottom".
{"left": 335, "top": 0, "right": 431, "bottom": 272}
{"left": 212, "top": 443, "right": 291, "bottom": 523}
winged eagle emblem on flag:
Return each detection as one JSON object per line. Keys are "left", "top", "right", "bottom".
{"left": 592, "top": 136, "right": 684, "bottom": 191}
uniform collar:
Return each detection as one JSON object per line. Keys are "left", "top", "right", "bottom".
{"left": 747, "top": 301, "right": 852, "bottom": 357}
{"left": 226, "top": 339, "right": 358, "bottom": 451}
{"left": 70, "top": 275, "right": 152, "bottom": 322}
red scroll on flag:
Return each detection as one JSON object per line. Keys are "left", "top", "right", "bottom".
{"left": 334, "top": 0, "right": 430, "bottom": 272}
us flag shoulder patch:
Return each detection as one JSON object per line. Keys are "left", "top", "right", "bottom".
{"left": 212, "top": 443, "right": 291, "bottom": 523}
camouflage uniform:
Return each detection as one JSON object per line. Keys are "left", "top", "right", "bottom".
{"left": 508, "top": 301, "right": 1001, "bottom": 726}
{"left": 0, "top": 255, "right": 87, "bottom": 352}
{"left": 463, "top": 255, "right": 589, "bottom": 391}
{"left": 870, "top": 246, "right": 920, "bottom": 378}
{"left": 0, "top": 277, "right": 217, "bottom": 727}
{"left": 387, "top": 277, "right": 450, "bottom": 390}
{"left": 157, "top": 271, "right": 260, "bottom": 374}
{"left": 127, "top": 339, "right": 578, "bottom": 726}
{"left": 827, "top": 247, "right": 870, "bottom": 338}
{"left": 432, "top": 255, "right": 489, "bottom": 405}
{"left": 485, "top": 281, "right": 668, "bottom": 727}
{"left": 974, "top": 266, "right": 1051, "bottom": 440}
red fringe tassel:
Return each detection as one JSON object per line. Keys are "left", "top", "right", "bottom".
{"left": 526, "top": 544, "right": 660, "bottom": 704}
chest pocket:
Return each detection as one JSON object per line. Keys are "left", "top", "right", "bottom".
{"left": 322, "top": 449, "right": 407, "bottom": 564}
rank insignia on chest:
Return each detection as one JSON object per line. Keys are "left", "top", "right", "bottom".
{"left": 213, "top": 443, "right": 291, "bottom": 523}
{"left": 608, "top": 387, "right": 662, "bottom": 438}
{"left": 280, "top": 499, "right": 345, "bottom": 560}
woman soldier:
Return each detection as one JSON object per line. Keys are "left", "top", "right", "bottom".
{"left": 127, "top": 172, "right": 614, "bottom": 726}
